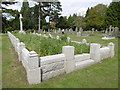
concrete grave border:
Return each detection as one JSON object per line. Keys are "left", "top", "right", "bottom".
{"left": 7, "top": 32, "right": 115, "bottom": 84}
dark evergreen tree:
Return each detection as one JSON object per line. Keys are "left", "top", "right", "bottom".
{"left": 105, "top": 1, "right": 120, "bottom": 28}
{"left": 21, "top": 0, "right": 31, "bottom": 30}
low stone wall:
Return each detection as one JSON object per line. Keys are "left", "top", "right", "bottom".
{"left": 7, "top": 32, "right": 115, "bottom": 85}
{"left": 100, "top": 47, "right": 110, "bottom": 60}
{"left": 40, "top": 54, "right": 65, "bottom": 81}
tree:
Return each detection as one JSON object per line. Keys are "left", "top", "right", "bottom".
{"left": 2, "top": 1, "right": 19, "bottom": 33}
{"left": 85, "top": 8, "right": 90, "bottom": 18}
{"left": 105, "top": 1, "right": 120, "bottom": 28}
{"left": 32, "top": 0, "right": 62, "bottom": 31}
{"left": 85, "top": 4, "right": 107, "bottom": 30}
{"left": 21, "top": 0, "right": 31, "bottom": 30}
{"left": 57, "top": 16, "right": 68, "bottom": 29}
{"left": 50, "top": 21, "right": 56, "bottom": 29}
{"left": 75, "top": 15, "right": 86, "bottom": 29}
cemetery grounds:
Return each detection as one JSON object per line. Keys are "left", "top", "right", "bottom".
{"left": 2, "top": 32, "right": 118, "bottom": 88}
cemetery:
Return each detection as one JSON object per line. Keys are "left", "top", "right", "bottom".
{"left": 1, "top": 0, "right": 119, "bottom": 88}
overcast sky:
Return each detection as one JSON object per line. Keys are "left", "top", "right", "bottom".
{"left": 2, "top": 0, "right": 112, "bottom": 17}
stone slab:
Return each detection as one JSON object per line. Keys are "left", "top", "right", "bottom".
{"left": 41, "top": 61, "right": 64, "bottom": 74}
{"left": 40, "top": 54, "right": 65, "bottom": 65}
{"left": 42, "top": 68, "right": 65, "bottom": 81}
{"left": 74, "top": 53, "right": 90, "bottom": 62}
{"left": 100, "top": 47, "right": 110, "bottom": 60}
{"left": 75, "top": 59, "right": 94, "bottom": 70}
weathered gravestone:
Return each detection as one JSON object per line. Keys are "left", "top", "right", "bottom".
{"left": 82, "top": 39, "right": 87, "bottom": 44}
{"left": 109, "top": 25, "right": 112, "bottom": 36}
{"left": 105, "top": 28, "right": 108, "bottom": 33}
{"left": 112, "top": 27, "right": 119, "bottom": 37}
{"left": 92, "top": 28, "right": 95, "bottom": 34}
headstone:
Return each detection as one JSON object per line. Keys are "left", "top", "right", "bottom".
{"left": 43, "top": 30, "right": 45, "bottom": 33}
{"left": 58, "top": 28, "right": 61, "bottom": 34}
{"left": 69, "top": 28, "right": 73, "bottom": 34}
{"left": 77, "top": 32, "right": 81, "bottom": 37}
{"left": 33, "top": 30, "right": 36, "bottom": 34}
{"left": 105, "top": 28, "right": 108, "bottom": 33}
{"left": 75, "top": 27, "right": 78, "bottom": 32}
{"left": 79, "top": 27, "right": 83, "bottom": 35}
{"left": 113, "top": 27, "right": 119, "bottom": 37}
{"left": 82, "top": 39, "right": 87, "bottom": 44}
{"left": 54, "top": 30, "right": 56, "bottom": 33}
{"left": 67, "top": 37, "right": 71, "bottom": 42}
{"left": 56, "top": 36, "right": 60, "bottom": 40}
{"left": 109, "top": 25, "right": 112, "bottom": 36}
{"left": 92, "top": 28, "right": 95, "bottom": 34}
{"left": 49, "top": 33, "right": 53, "bottom": 38}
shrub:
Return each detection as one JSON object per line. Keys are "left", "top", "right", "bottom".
{"left": 60, "top": 34, "right": 67, "bottom": 41}
{"left": 5, "top": 27, "right": 13, "bottom": 32}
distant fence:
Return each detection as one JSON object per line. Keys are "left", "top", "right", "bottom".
{"left": 7, "top": 31, "right": 115, "bottom": 84}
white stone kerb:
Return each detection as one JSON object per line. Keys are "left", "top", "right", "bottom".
{"left": 29, "top": 51, "right": 38, "bottom": 57}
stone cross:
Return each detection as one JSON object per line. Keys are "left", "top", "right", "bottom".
{"left": 19, "top": 14, "right": 25, "bottom": 34}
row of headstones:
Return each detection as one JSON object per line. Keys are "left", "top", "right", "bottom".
{"left": 41, "top": 28, "right": 84, "bottom": 35}
{"left": 105, "top": 26, "right": 119, "bottom": 37}
{"left": 40, "top": 27, "right": 99, "bottom": 36}
{"left": 33, "top": 32, "right": 89, "bottom": 46}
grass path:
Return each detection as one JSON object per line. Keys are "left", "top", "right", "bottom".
{"left": 2, "top": 35, "right": 28, "bottom": 88}
{"left": 2, "top": 34, "right": 118, "bottom": 88}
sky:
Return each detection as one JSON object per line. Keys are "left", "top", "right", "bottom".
{"left": 2, "top": 0, "right": 112, "bottom": 17}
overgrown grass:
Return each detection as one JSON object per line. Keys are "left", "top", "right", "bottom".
{"left": 2, "top": 34, "right": 118, "bottom": 88}
{"left": 14, "top": 33, "right": 90, "bottom": 57}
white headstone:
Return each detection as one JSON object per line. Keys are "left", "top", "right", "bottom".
{"left": 82, "top": 39, "right": 87, "bottom": 44}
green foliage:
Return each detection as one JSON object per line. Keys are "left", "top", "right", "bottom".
{"left": 57, "top": 16, "right": 69, "bottom": 29}
{"left": 31, "top": 1, "right": 62, "bottom": 30}
{"left": 50, "top": 22, "right": 56, "bottom": 29}
{"left": 14, "top": 33, "right": 90, "bottom": 56}
{"left": 21, "top": 0, "right": 32, "bottom": 30}
{"left": 5, "top": 27, "right": 13, "bottom": 32}
{"left": 105, "top": 1, "right": 120, "bottom": 28}
{"left": 60, "top": 34, "right": 67, "bottom": 41}
{"left": 85, "top": 4, "right": 107, "bottom": 30}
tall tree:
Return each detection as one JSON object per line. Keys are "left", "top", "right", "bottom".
{"left": 105, "top": 1, "right": 120, "bottom": 28}
{"left": 57, "top": 16, "right": 68, "bottom": 29}
{"left": 32, "top": 0, "right": 62, "bottom": 31}
{"left": 21, "top": 0, "right": 31, "bottom": 30}
{"left": 2, "top": 1, "right": 19, "bottom": 33}
{"left": 85, "top": 4, "right": 107, "bottom": 30}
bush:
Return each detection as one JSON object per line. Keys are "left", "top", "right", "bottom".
{"left": 5, "top": 27, "right": 13, "bottom": 32}
{"left": 60, "top": 34, "right": 67, "bottom": 41}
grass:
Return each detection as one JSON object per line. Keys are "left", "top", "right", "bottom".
{"left": 13, "top": 33, "right": 90, "bottom": 57}
{"left": 2, "top": 33, "right": 118, "bottom": 88}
